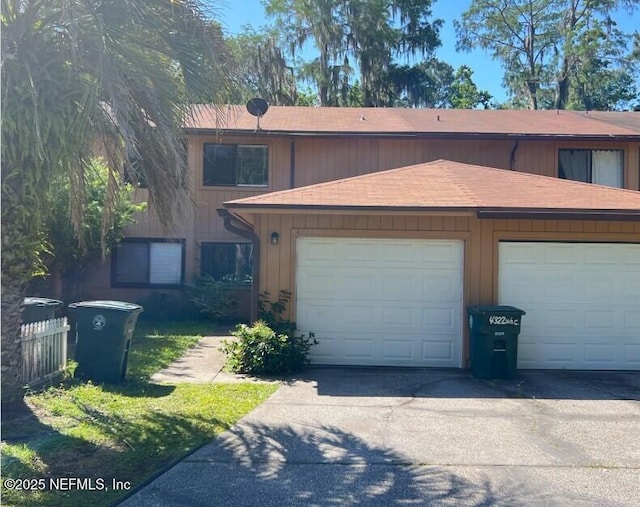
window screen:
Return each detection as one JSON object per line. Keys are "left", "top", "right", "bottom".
{"left": 113, "top": 240, "right": 184, "bottom": 287}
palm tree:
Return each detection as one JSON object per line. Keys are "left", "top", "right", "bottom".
{"left": 1, "top": 0, "right": 232, "bottom": 413}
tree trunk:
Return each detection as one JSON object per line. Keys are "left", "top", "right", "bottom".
{"left": 1, "top": 261, "right": 28, "bottom": 417}
{"left": 527, "top": 80, "right": 539, "bottom": 110}
{"left": 1, "top": 191, "right": 42, "bottom": 416}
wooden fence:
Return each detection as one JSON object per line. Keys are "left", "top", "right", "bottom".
{"left": 21, "top": 317, "right": 70, "bottom": 386}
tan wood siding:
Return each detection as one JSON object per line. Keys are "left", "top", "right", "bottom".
{"left": 421, "top": 139, "right": 512, "bottom": 169}
{"left": 255, "top": 212, "right": 640, "bottom": 326}
{"left": 127, "top": 136, "right": 638, "bottom": 242}
{"left": 95, "top": 133, "right": 638, "bottom": 312}
{"left": 513, "top": 141, "right": 557, "bottom": 177}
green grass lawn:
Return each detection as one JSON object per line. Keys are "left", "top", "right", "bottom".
{"left": 1, "top": 322, "right": 278, "bottom": 507}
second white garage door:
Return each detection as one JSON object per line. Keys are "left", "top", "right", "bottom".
{"left": 499, "top": 242, "right": 640, "bottom": 370}
{"left": 296, "top": 237, "right": 464, "bottom": 367}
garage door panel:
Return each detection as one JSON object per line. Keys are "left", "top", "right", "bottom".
{"left": 584, "top": 343, "right": 616, "bottom": 364}
{"left": 584, "top": 310, "right": 615, "bottom": 330}
{"left": 585, "top": 276, "right": 618, "bottom": 299}
{"left": 422, "top": 307, "right": 456, "bottom": 329}
{"left": 381, "top": 306, "right": 414, "bottom": 326}
{"left": 297, "top": 239, "right": 336, "bottom": 262}
{"left": 421, "top": 340, "right": 455, "bottom": 362}
{"left": 624, "top": 245, "right": 640, "bottom": 264}
{"left": 298, "top": 237, "right": 463, "bottom": 367}
{"left": 624, "top": 311, "right": 640, "bottom": 331}
{"left": 535, "top": 308, "right": 578, "bottom": 330}
{"left": 584, "top": 244, "right": 618, "bottom": 264}
{"left": 341, "top": 338, "right": 374, "bottom": 359}
{"left": 342, "top": 305, "right": 378, "bottom": 325}
{"left": 382, "top": 339, "right": 413, "bottom": 360}
{"left": 421, "top": 273, "right": 460, "bottom": 300}
{"left": 340, "top": 272, "right": 375, "bottom": 297}
{"left": 419, "top": 243, "right": 461, "bottom": 264}
{"left": 624, "top": 276, "right": 640, "bottom": 298}
{"left": 544, "top": 343, "right": 577, "bottom": 364}
{"left": 624, "top": 344, "right": 640, "bottom": 365}
{"left": 501, "top": 243, "right": 538, "bottom": 264}
{"left": 298, "top": 274, "right": 338, "bottom": 295}
{"left": 544, "top": 244, "right": 578, "bottom": 264}
{"left": 382, "top": 273, "right": 418, "bottom": 298}
{"left": 296, "top": 303, "right": 335, "bottom": 329}
{"left": 544, "top": 275, "right": 577, "bottom": 298}
{"left": 500, "top": 242, "right": 640, "bottom": 370}
{"left": 384, "top": 243, "right": 420, "bottom": 263}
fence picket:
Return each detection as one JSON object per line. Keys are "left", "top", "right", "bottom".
{"left": 20, "top": 317, "right": 70, "bottom": 386}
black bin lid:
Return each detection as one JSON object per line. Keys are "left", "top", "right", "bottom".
{"left": 23, "top": 297, "right": 63, "bottom": 307}
{"left": 467, "top": 305, "right": 525, "bottom": 315}
{"left": 68, "top": 300, "right": 143, "bottom": 312}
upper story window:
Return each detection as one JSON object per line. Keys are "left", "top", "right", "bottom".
{"left": 558, "top": 149, "right": 623, "bottom": 188}
{"left": 203, "top": 144, "right": 268, "bottom": 187}
{"left": 112, "top": 239, "right": 184, "bottom": 287}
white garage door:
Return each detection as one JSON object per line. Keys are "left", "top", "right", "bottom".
{"left": 499, "top": 242, "right": 640, "bottom": 370}
{"left": 296, "top": 237, "right": 464, "bottom": 367}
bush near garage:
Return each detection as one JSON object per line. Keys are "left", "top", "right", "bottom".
{"left": 222, "top": 320, "right": 316, "bottom": 375}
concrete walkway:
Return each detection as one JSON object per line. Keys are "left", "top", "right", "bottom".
{"left": 150, "top": 334, "right": 276, "bottom": 384}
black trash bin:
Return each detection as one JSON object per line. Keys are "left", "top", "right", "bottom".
{"left": 467, "top": 305, "right": 525, "bottom": 379}
{"left": 68, "top": 301, "right": 143, "bottom": 383}
{"left": 22, "top": 297, "right": 64, "bottom": 324}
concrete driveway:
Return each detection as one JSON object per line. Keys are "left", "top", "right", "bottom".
{"left": 121, "top": 369, "right": 640, "bottom": 506}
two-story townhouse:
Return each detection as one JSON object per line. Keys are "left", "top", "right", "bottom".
{"left": 83, "top": 106, "right": 640, "bottom": 371}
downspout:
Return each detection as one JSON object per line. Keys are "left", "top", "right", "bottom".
{"left": 510, "top": 139, "right": 520, "bottom": 170}
{"left": 290, "top": 141, "right": 296, "bottom": 188}
{"left": 217, "top": 208, "right": 259, "bottom": 323}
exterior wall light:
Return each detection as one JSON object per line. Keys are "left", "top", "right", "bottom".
{"left": 270, "top": 232, "right": 280, "bottom": 245}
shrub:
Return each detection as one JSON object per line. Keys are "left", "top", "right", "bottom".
{"left": 222, "top": 321, "right": 316, "bottom": 375}
{"left": 186, "top": 275, "right": 238, "bottom": 323}
{"left": 135, "top": 292, "right": 200, "bottom": 322}
{"left": 258, "top": 290, "right": 295, "bottom": 335}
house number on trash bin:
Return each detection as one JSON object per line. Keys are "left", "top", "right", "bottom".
{"left": 92, "top": 314, "right": 107, "bottom": 330}
{"left": 489, "top": 315, "right": 518, "bottom": 325}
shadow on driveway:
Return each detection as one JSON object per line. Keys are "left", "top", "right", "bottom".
{"left": 121, "top": 368, "right": 640, "bottom": 506}
{"left": 297, "top": 367, "right": 640, "bottom": 401}
{"left": 124, "top": 422, "right": 528, "bottom": 507}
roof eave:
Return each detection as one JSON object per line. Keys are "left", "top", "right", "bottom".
{"left": 223, "top": 203, "right": 640, "bottom": 220}
{"left": 477, "top": 209, "right": 640, "bottom": 221}
{"left": 223, "top": 203, "right": 475, "bottom": 215}
{"left": 184, "top": 128, "right": 640, "bottom": 141}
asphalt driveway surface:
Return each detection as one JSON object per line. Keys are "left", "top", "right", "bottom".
{"left": 120, "top": 369, "right": 640, "bottom": 506}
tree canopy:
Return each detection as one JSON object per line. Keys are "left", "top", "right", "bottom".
{"left": 455, "top": 0, "right": 639, "bottom": 110}
{"left": 1, "top": 0, "right": 232, "bottom": 410}
{"left": 264, "top": 0, "right": 446, "bottom": 106}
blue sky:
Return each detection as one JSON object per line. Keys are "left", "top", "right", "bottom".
{"left": 210, "top": 0, "right": 639, "bottom": 104}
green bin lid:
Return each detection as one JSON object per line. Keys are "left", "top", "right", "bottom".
{"left": 467, "top": 305, "right": 525, "bottom": 315}
{"left": 68, "top": 300, "right": 143, "bottom": 312}
{"left": 24, "top": 297, "right": 63, "bottom": 307}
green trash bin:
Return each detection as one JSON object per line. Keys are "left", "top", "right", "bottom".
{"left": 467, "top": 305, "right": 525, "bottom": 379}
{"left": 22, "top": 297, "right": 64, "bottom": 324}
{"left": 68, "top": 300, "right": 143, "bottom": 383}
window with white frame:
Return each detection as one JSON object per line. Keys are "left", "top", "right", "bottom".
{"left": 203, "top": 144, "right": 268, "bottom": 186}
{"left": 200, "top": 242, "right": 253, "bottom": 284}
{"left": 113, "top": 239, "right": 184, "bottom": 287}
{"left": 558, "top": 149, "right": 624, "bottom": 188}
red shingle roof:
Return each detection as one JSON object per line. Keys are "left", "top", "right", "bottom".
{"left": 224, "top": 160, "right": 640, "bottom": 218}
{"left": 187, "top": 105, "right": 640, "bottom": 138}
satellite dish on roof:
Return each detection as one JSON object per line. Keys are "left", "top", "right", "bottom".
{"left": 246, "top": 98, "right": 269, "bottom": 131}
